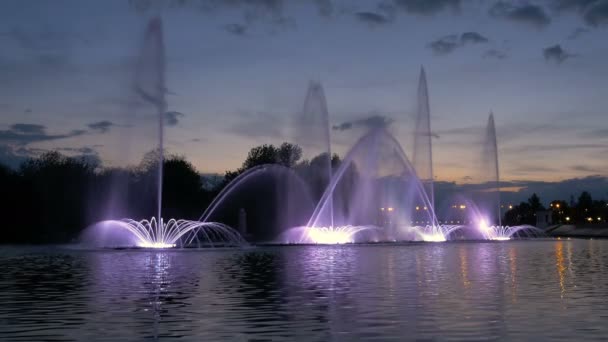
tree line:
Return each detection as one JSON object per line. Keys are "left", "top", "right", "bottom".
{"left": 503, "top": 192, "right": 608, "bottom": 226}
{"left": 0, "top": 144, "right": 605, "bottom": 243}
{"left": 0, "top": 143, "right": 341, "bottom": 243}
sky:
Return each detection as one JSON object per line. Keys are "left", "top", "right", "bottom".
{"left": 0, "top": 0, "right": 607, "bottom": 194}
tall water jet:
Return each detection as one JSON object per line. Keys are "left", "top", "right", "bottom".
{"left": 412, "top": 67, "right": 435, "bottom": 210}
{"left": 481, "top": 112, "right": 501, "bottom": 226}
{"left": 133, "top": 16, "right": 167, "bottom": 225}
{"left": 81, "top": 17, "right": 245, "bottom": 248}
{"left": 293, "top": 81, "right": 333, "bottom": 227}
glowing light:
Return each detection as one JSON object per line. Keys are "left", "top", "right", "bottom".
{"left": 416, "top": 206, "right": 420, "bottom": 211}
{"left": 556, "top": 203, "right": 560, "bottom": 208}
{"left": 380, "top": 207, "right": 385, "bottom": 211}
{"left": 479, "top": 218, "right": 490, "bottom": 231}
{"left": 420, "top": 233, "right": 447, "bottom": 242}
{"left": 139, "top": 242, "right": 176, "bottom": 249}
{"left": 423, "top": 206, "right": 428, "bottom": 210}
{"left": 509, "top": 205, "right": 513, "bottom": 209}
{"left": 587, "top": 217, "right": 593, "bottom": 222}
{"left": 597, "top": 217, "right": 602, "bottom": 221}
{"left": 459, "top": 204, "right": 466, "bottom": 209}
{"left": 388, "top": 207, "right": 394, "bottom": 212}
{"left": 490, "top": 237, "right": 510, "bottom": 241}
{"left": 565, "top": 217, "right": 570, "bottom": 221}
{"left": 301, "top": 226, "right": 373, "bottom": 244}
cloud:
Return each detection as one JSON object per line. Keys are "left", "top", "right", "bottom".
{"left": 355, "top": 12, "right": 392, "bottom": 26}
{"left": 489, "top": 2, "right": 551, "bottom": 28}
{"left": 428, "top": 35, "right": 460, "bottom": 55}
{"left": 130, "top": 0, "right": 294, "bottom": 33}
{"left": 10, "top": 124, "right": 45, "bottom": 135}
{"left": 460, "top": 31, "right": 489, "bottom": 44}
{"left": 224, "top": 23, "right": 248, "bottom": 36}
{"left": 87, "top": 121, "right": 115, "bottom": 133}
{"left": 543, "top": 44, "right": 573, "bottom": 63}
{"left": 483, "top": 49, "right": 508, "bottom": 59}
{"left": 0, "top": 124, "right": 86, "bottom": 146}
{"left": 568, "top": 27, "right": 590, "bottom": 39}
{"left": 435, "top": 176, "right": 608, "bottom": 206}
{"left": 554, "top": 0, "right": 608, "bottom": 26}
{"left": 428, "top": 32, "right": 489, "bottom": 55}
{"left": 394, "top": 0, "right": 460, "bottom": 15}
{"left": 333, "top": 114, "right": 394, "bottom": 131}
{"left": 164, "top": 111, "right": 185, "bottom": 126}
{"left": 571, "top": 164, "right": 603, "bottom": 173}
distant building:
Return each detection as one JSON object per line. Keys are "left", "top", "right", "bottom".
{"left": 536, "top": 210, "right": 552, "bottom": 228}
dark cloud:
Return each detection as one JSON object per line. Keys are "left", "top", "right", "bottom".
{"left": 0, "top": 122, "right": 98, "bottom": 146}
{"left": 543, "top": 44, "right": 573, "bottom": 63}
{"left": 461, "top": 31, "right": 489, "bottom": 44}
{"left": 587, "top": 128, "right": 608, "bottom": 137}
{"left": 355, "top": 12, "right": 392, "bottom": 26}
{"left": 130, "top": 0, "right": 293, "bottom": 33}
{"left": 435, "top": 176, "right": 608, "bottom": 206}
{"left": 568, "top": 27, "right": 590, "bottom": 39}
{"left": 224, "top": 23, "right": 247, "bottom": 36}
{"left": 428, "top": 32, "right": 489, "bottom": 55}
{"left": 489, "top": 2, "right": 551, "bottom": 28}
{"left": 10, "top": 123, "right": 45, "bottom": 135}
{"left": 164, "top": 111, "right": 185, "bottom": 126}
{"left": 484, "top": 49, "right": 508, "bottom": 59}
{"left": 87, "top": 121, "right": 115, "bottom": 133}
{"left": 571, "top": 164, "right": 602, "bottom": 173}
{"left": 394, "top": 0, "right": 460, "bottom": 15}
{"left": 333, "top": 114, "right": 394, "bottom": 131}
{"left": 553, "top": 0, "right": 608, "bottom": 26}
{"left": 428, "top": 35, "right": 460, "bottom": 55}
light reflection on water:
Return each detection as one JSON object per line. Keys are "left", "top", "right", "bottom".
{"left": 0, "top": 240, "right": 607, "bottom": 341}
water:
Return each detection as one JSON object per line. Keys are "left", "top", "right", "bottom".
{"left": 2, "top": 240, "right": 607, "bottom": 341}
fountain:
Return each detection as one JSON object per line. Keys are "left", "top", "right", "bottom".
{"left": 81, "top": 17, "right": 245, "bottom": 248}
{"left": 82, "top": 17, "right": 545, "bottom": 246}
{"left": 292, "top": 81, "right": 334, "bottom": 227}
{"left": 412, "top": 67, "right": 435, "bottom": 211}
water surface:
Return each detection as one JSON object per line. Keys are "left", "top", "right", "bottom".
{"left": 1, "top": 239, "right": 607, "bottom": 341}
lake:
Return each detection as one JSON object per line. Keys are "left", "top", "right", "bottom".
{"left": 0, "top": 239, "right": 607, "bottom": 341}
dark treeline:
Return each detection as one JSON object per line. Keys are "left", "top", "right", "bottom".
{"left": 1, "top": 144, "right": 606, "bottom": 244}
{"left": 503, "top": 193, "right": 608, "bottom": 226}
{"left": 0, "top": 143, "right": 346, "bottom": 244}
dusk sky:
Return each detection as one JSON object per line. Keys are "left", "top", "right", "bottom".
{"left": 1, "top": 0, "right": 607, "bottom": 186}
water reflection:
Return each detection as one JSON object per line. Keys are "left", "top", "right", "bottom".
{"left": 555, "top": 242, "right": 566, "bottom": 298}
{"left": 1, "top": 241, "right": 608, "bottom": 341}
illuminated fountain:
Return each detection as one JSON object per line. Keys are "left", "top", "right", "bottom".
{"left": 81, "top": 17, "right": 244, "bottom": 248}
{"left": 82, "top": 218, "right": 246, "bottom": 248}
{"left": 279, "top": 68, "right": 463, "bottom": 243}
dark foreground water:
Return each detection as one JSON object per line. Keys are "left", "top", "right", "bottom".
{"left": 0, "top": 239, "right": 607, "bottom": 341}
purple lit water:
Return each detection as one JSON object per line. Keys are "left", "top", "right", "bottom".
{"left": 1, "top": 240, "right": 607, "bottom": 341}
